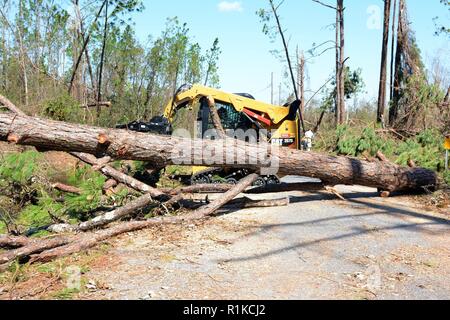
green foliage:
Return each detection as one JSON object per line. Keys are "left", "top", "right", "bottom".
{"left": 42, "top": 94, "right": 82, "bottom": 122}
{"left": 444, "top": 171, "right": 450, "bottom": 185}
{"left": 0, "top": 151, "right": 42, "bottom": 184}
{"left": 395, "top": 129, "right": 445, "bottom": 172}
{"left": 17, "top": 198, "right": 58, "bottom": 229}
{"left": 321, "top": 125, "right": 449, "bottom": 186}
{"left": 335, "top": 125, "right": 394, "bottom": 157}
{"left": 392, "top": 74, "right": 445, "bottom": 129}
{"left": 320, "top": 67, "right": 365, "bottom": 112}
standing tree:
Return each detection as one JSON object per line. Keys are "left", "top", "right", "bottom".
{"left": 377, "top": 0, "right": 392, "bottom": 125}
{"left": 257, "top": 0, "right": 306, "bottom": 135}
{"left": 337, "top": 0, "right": 345, "bottom": 124}
{"left": 312, "top": 0, "right": 346, "bottom": 125}
{"left": 204, "top": 38, "right": 221, "bottom": 87}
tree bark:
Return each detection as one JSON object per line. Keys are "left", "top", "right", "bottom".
{"left": 225, "top": 197, "right": 289, "bottom": 209}
{"left": 0, "top": 113, "right": 439, "bottom": 192}
{"left": 0, "top": 236, "right": 71, "bottom": 266}
{"left": 29, "top": 176, "right": 257, "bottom": 264}
{"left": 389, "top": 0, "right": 398, "bottom": 101}
{"left": 0, "top": 235, "right": 31, "bottom": 249}
{"left": 206, "top": 96, "right": 226, "bottom": 139}
{"left": 390, "top": 0, "right": 405, "bottom": 125}
{"left": 335, "top": 6, "right": 341, "bottom": 126}
{"left": 97, "top": 0, "right": 108, "bottom": 115}
{"left": 338, "top": 0, "right": 346, "bottom": 124}
{"left": 52, "top": 182, "right": 82, "bottom": 195}
{"left": 377, "top": 0, "right": 391, "bottom": 124}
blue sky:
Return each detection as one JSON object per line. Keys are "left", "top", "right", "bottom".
{"left": 132, "top": 0, "right": 449, "bottom": 104}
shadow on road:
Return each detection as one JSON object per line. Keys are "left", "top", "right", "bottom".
{"left": 217, "top": 192, "right": 450, "bottom": 264}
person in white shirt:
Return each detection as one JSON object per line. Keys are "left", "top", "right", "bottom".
{"left": 302, "top": 130, "right": 315, "bottom": 152}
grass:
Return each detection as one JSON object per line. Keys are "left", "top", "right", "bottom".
{"left": 51, "top": 288, "right": 80, "bottom": 300}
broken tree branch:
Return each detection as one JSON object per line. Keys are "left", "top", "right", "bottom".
{"left": 51, "top": 183, "right": 82, "bottom": 195}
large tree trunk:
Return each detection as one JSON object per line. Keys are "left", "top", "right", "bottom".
{"left": 377, "top": 0, "right": 391, "bottom": 124}
{"left": 0, "top": 113, "right": 439, "bottom": 192}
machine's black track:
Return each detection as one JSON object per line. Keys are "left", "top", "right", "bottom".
{"left": 190, "top": 168, "right": 280, "bottom": 187}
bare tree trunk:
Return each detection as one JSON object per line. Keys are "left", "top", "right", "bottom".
{"left": 206, "top": 96, "right": 227, "bottom": 139}
{"left": 17, "top": 1, "right": 29, "bottom": 106}
{"left": 389, "top": 0, "right": 398, "bottom": 101}
{"left": 335, "top": 6, "right": 341, "bottom": 126}
{"left": 338, "top": 0, "right": 346, "bottom": 125}
{"left": 268, "top": 0, "right": 306, "bottom": 134}
{"left": 76, "top": 194, "right": 154, "bottom": 231}
{"left": 74, "top": 0, "right": 97, "bottom": 96}
{"left": 297, "top": 47, "right": 306, "bottom": 115}
{"left": 389, "top": 0, "right": 405, "bottom": 125}
{"left": 68, "top": 0, "right": 107, "bottom": 95}
{"left": 0, "top": 113, "right": 440, "bottom": 192}
{"left": 377, "top": 0, "right": 392, "bottom": 124}
{"left": 97, "top": 0, "right": 108, "bottom": 117}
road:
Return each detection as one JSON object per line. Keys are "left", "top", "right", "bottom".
{"left": 83, "top": 177, "right": 450, "bottom": 300}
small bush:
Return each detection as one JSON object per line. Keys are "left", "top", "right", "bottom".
{"left": 42, "top": 94, "right": 82, "bottom": 122}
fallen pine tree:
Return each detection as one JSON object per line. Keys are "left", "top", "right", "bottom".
{"left": 0, "top": 112, "right": 439, "bottom": 192}
{"left": 0, "top": 95, "right": 442, "bottom": 268}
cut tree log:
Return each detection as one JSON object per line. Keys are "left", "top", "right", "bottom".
{"left": 163, "top": 184, "right": 235, "bottom": 195}
{"left": 245, "top": 182, "right": 325, "bottom": 194}
{"left": 0, "top": 113, "right": 440, "bottom": 192}
{"left": 225, "top": 197, "right": 289, "bottom": 209}
{"left": 163, "top": 182, "right": 326, "bottom": 195}
{"left": 0, "top": 95, "right": 166, "bottom": 201}
{"left": 0, "top": 235, "right": 31, "bottom": 249}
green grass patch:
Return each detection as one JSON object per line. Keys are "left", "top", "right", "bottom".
{"left": 52, "top": 288, "right": 80, "bottom": 300}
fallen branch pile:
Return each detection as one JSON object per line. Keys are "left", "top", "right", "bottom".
{"left": 0, "top": 94, "right": 441, "bottom": 270}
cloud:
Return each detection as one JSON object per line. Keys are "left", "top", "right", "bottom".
{"left": 218, "top": 1, "right": 243, "bottom": 13}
